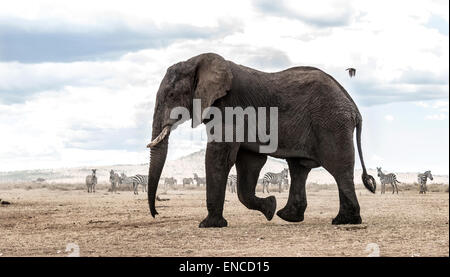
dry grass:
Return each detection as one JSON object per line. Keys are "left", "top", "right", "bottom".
{"left": 0, "top": 185, "right": 448, "bottom": 257}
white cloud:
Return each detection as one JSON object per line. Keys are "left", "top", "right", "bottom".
{"left": 414, "top": 101, "right": 431, "bottom": 108}
{"left": 413, "top": 100, "right": 449, "bottom": 113}
{"left": 425, "top": 113, "right": 448, "bottom": 120}
{"left": 384, "top": 115, "right": 395, "bottom": 121}
{"left": 0, "top": 0, "right": 448, "bottom": 172}
{"left": 432, "top": 100, "right": 449, "bottom": 109}
{"left": 371, "top": 154, "right": 384, "bottom": 163}
{"left": 0, "top": 85, "right": 153, "bottom": 170}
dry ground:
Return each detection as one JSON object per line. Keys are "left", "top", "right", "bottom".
{"left": 0, "top": 186, "right": 448, "bottom": 257}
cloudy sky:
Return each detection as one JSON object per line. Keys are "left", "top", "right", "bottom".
{"left": 0, "top": 0, "right": 448, "bottom": 174}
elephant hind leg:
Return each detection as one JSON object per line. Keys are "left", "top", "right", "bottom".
{"left": 277, "top": 159, "right": 311, "bottom": 222}
{"left": 235, "top": 149, "right": 276, "bottom": 221}
{"left": 330, "top": 172, "right": 361, "bottom": 225}
{"left": 318, "top": 131, "right": 361, "bottom": 225}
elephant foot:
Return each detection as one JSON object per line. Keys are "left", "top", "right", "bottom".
{"left": 332, "top": 213, "right": 362, "bottom": 225}
{"left": 199, "top": 215, "right": 228, "bottom": 228}
{"left": 261, "top": 196, "right": 277, "bottom": 221}
{"left": 277, "top": 204, "right": 306, "bottom": 222}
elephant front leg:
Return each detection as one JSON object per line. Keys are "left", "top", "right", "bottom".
{"left": 199, "top": 142, "right": 239, "bottom": 228}
{"left": 277, "top": 159, "right": 310, "bottom": 222}
{"left": 235, "top": 149, "right": 276, "bottom": 221}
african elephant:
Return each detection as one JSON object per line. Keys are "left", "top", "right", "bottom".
{"left": 146, "top": 53, "right": 376, "bottom": 228}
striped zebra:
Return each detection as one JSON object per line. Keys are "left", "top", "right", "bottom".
{"left": 282, "top": 177, "right": 290, "bottom": 190}
{"left": 193, "top": 173, "right": 206, "bottom": 187}
{"left": 120, "top": 172, "right": 135, "bottom": 190}
{"left": 262, "top": 168, "right": 289, "bottom": 193}
{"left": 182, "top": 177, "right": 193, "bottom": 187}
{"left": 227, "top": 175, "right": 237, "bottom": 193}
{"left": 377, "top": 167, "right": 401, "bottom": 194}
{"left": 85, "top": 169, "right": 97, "bottom": 193}
{"left": 164, "top": 177, "right": 177, "bottom": 188}
{"left": 120, "top": 173, "right": 148, "bottom": 195}
{"left": 120, "top": 173, "right": 132, "bottom": 188}
{"left": 131, "top": 174, "right": 148, "bottom": 195}
{"left": 109, "top": 170, "right": 121, "bottom": 193}
{"left": 418, "top": 170, "right": 433, "bottom": 194}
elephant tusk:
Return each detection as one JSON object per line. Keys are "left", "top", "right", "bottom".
{"left": 147, "top": 125, "right": 171, "bottom": 148}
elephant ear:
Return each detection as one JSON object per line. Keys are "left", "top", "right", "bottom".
{"left": 191, "top": 53, "right": 233, "bottom": 127}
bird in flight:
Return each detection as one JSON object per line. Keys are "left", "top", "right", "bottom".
{"left": 346, "top": 68, "right": 356, "bottom": 78}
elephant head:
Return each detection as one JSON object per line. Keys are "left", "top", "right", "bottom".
{"left": 146, "top": 53, "right": 233, "bottom": 217}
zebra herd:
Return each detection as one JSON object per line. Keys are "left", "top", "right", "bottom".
{"left": 85, "top": 171, "right": 210, "bottom": 194}
{"left": 85, "top": 167, "right": 436, "bottom": 195}
{"left": 85, "top": 169, "right": 148, "bottom": 195}
{"left": 227, "top": 169, "right": 290, "bottom": 194}
{"left": 231, "top": 167, "right": 434, "bottom": 195}
{"left": 376, "top": 167, "right": 434, "bottom": 194}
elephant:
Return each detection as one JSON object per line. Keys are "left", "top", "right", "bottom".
{"left": 146, "top": 53, "right": 376, "bottom": 228}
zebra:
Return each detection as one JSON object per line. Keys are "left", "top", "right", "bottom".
{"left": 262, "top": 168, "right": 289, "bottom": 193}
{"left": 182, "top": 177, "right": 194, "bottom": 187}
{"left": 377, "top": 167, "right": 401, "bottom": 194}
{"left": 227, "top": 175, "right": 237, "bottom": 193}
{"left": 109, "top": 170, "right": 121, "bottom": 193}
{"left": 119, "top": 173, "right": 148, "bottom": 195}
{"left": 85, "top": 169, "right": 97, "bottom": 193}
{"left": 131, "top": 174, "right": 148, "bottom": 195}
{"left": 282, "top": 177, "right": 290, "bottom": 190}
{"left": 120, "top": 172, "right": 131, "bottom": 186}
{"left": 418, "top": 170, "right": 433, "bottom": 194}
{"left": 120, "top": 173, "right": 134, "bottom": 190}
{"left": 164, "top": 177, "right": 177, "bottom": 189}
{"left": 193, "top": 173, "right": 206, "bottom": 186}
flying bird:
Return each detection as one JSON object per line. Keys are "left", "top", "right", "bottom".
{"left": 346, "top": 68, "right": 356, "bottom": 78}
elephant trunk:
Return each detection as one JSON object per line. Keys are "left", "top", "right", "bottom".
{"left": 147, "top": 125, "right": 170, "bottom": 217}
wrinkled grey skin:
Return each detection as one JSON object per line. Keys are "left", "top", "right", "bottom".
{"left": 148, "top": 53, "right": 376, "bottom": 228}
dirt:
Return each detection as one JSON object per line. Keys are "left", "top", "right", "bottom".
{"left": 0, "top": 187, "right": 448, "bottom": 257}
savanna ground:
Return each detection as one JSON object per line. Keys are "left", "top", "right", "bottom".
{"left": 0, "top": 183, "right": 448, "bottom": 257}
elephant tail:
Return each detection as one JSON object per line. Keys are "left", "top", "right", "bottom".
{"left": 356, "top": 119, "right": 376, "bottom": 193}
